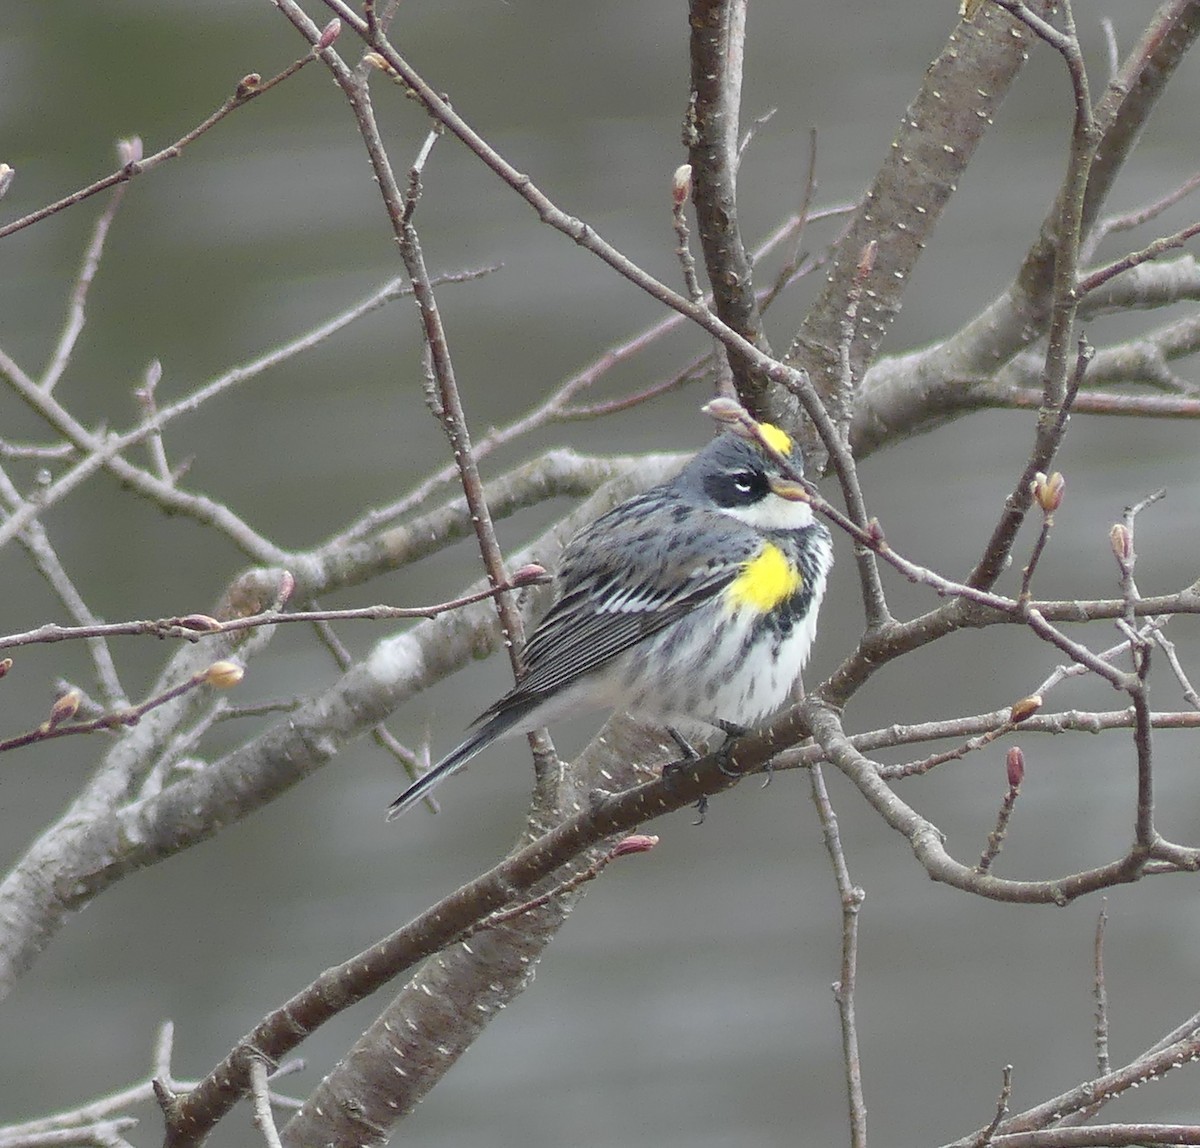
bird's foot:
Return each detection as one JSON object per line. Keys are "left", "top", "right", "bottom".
{"left": 660, "top": 726, "right": 700, "bottom": 786}
{"left": 713, "top": 719, "right": 749, "bottom": 778}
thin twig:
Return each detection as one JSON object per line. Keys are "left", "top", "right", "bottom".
{"left": 1094, "top": 901, "right": 1110, "bottom": 1076}
{"left": 967, "top": 3, "right": 1098, "bottom": 593}
{"left": 1086, "top": 170, "right": 1200, "bottom": 254}
{"left": 671, "top": 165, "right": 704, "bottom": 306}
{"left": 296, "top": 1, "right": 851, "bottom": 446}
{"left": 40, "top": 145, "right": 135, "bottom": 393}
{"left": 810, "top": 764, "right": 868, "bottom": 1148}
{"left": 1150, "top": 624, "right": 1200, "bottom": 709}
{"left": 989, "top": 387, "right": 1200, "bottom": 418}
{"left": 133, "top": 360, "right": 172, "bottom": 483}
{"left": 0, "top": 268, "right": 490, "bottom": 559}
{"left": 395, "top": 131, "right": 530, "bottom": 677}
{"left": 326, "top": 202, "right": 851, "bottom": 546}
{"left": 977, "top": 749, "right": 1024, "bottom": 874}
{"left": 307, "top": 608, "right": 435, "bottom": 806}
{"left": 0, "top": 662, "right": 242, "bottom": 754}
{"left": 248, "top": 1060, "right": 284, "bottom": 1148}
{"left": 761, "top": 128, "right": 820, "bottom": 312}
{"left": 475, "top": 835, "right": 658, "bottom": 931}
{"left": 1113, "top": 493, "right": 1160, "bottom": 852}
{"left": 1079, "top": 218, "right": 1200, "bottom": 297}
{"left": 0, "top": 1022, "right": 186, "bottom": 1144}
{"left": 973, "top": 1064, "right": 1013, "bottom": 1148}
{"left": 0, "top": 568, "right": 548, "bottom": 652}
{"left": 1019, "top": 468, "right": 1066, "bottom": 599}
{"left": 0, "top": 464, "right": 128, "bottom": 707}
{"left": 0, "top": 52, "right": 324, "bottom": 241}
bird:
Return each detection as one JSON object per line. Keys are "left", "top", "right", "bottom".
{"left": 387, "top": 423, "right": 833, "bottom": 819}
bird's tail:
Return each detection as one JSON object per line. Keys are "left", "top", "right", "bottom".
{"left": 386, "top": 705, "right": 527, "bottom": 820}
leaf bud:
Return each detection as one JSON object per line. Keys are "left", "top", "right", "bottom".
{"left": 510, "top": 563, "right": 548, "bottom": 587}
{"left": 1006, "top": 746, "right": 1025, "bottom": 790}
{"left": 1109, "top": 523, "right": 1131, "bottom": 562}
{"left": 364, "top": 52, "right": 394, "bottom": 75}
{"left": 671, "top": 164, "right": 692, "bottom": 208}
{"left": 178, "top": 614, "right": 222, "bottom": 633}
{"left": 203, "top": 661, "right": 245, "bottom": 689}
{"left": 317, "top": 18, "right": 341, "bottom": 49}
{"left": 117, "top": 137, "right": 143, "bottom": 166}
{"left": 276, "top": 569, "right": 296, "bottom": 607}
{"left": 47, "top": 689, "right": 82, "bottom": 729}
{"left": 701, "top": 396, "right": 751, "bottom": 430}
{"left": 1032, "top": 471, "right": 1065, "bottom": 513}
{"left": 1009, "top": 694, "right": 1042, "bottom": 723}
{"left": 612, "top": 834, "right": 659, "bottom": 857}
{"left": 856, "top": 239, "right": 878, "bottom": 278}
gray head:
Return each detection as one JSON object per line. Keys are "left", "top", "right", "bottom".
{"left": 672, "top": 429, "right": 815, "bottom": 531}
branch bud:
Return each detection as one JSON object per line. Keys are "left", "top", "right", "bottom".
{"left": 1031, "top": 471, "right": 1064, "bottom": 513}
{"left": 0, "top": 163, "right": 13, "bottom": 199}
{"left": 1006, "top": 746, "right": 1025, "bottom": 790}
{"left": 203, "top": 661, "right": 245, "bottom": 689}
{"left": 856, "top": 239, "right": 878, "bottom": 279}
{"left": 117, "top": 137, "right": 143, "bottom": 167}
{"left": 317, "top": 18, "right": 341, "bottom": 49}
{"left": 1009, "top": 694, "right": 1042, "bottom": 724}
{"left": 276, "top": 569, "right": 296, "bottom": 608}
{"left": 134, "top": 359, "right": 163, "bottom": 405}
{"left": 46, "top": 689, "right": 82, "bottom": 729}
{"left": 236, "top": 74, "right": 262, "bottom": 99}
{"left": 177, "top": 614, "right": 222, "bottom": 633}
{"left": 611, "top": 834, "right": 659, "bottom": 857}
{"left": 671, "top": 164, "right": 692, "bottom": 208}
{"left": 364, "top": 52, "right": 396, "bottom": 77}
{"left": 0, "top": 658, "right": 11, "bottom": 679}
{"left": 701, "top": 396, "right": 753, "bottom": 433}
{"left": 1109, "top": 523, "right": 1131, "bottom": 562}
{"left": 510, "top": 563, "right": 548, "bottom": 587}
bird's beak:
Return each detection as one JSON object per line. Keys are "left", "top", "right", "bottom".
{"left": 768, "top": 476, "right": 809, "bottom": 502}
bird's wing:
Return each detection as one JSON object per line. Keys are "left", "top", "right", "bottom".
{"left": 481, "top": 493, "right": 757, "bottom": 715}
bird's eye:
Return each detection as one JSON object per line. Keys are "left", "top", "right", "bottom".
{"left": 731, "top": 470, "right": 756, "bottom": 493}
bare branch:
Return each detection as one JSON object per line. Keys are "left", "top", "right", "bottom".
{"left": 810, "top": 765, "right": 868, "bottom": 1148}
{"left": 975, "top": 1064, "right": 1014, "bottom": 1148}
{"left": 0, "top": 53, "right": 322, "bottom": 241}
{"left": 0, "top": 568, "right": 548, "bottom": 653}
{"left": 40, "top": 148, "right": 134, "bottom": 394}
{"left": 1094, "top": 902, "right": 1111, "bottom": 1076}
{"left": 1080, "top": 218, "right": 1200, "bottom": 296}
{"left": 850, "top": 2, "right": 1200, "bottom": 461}
{"left": 687, "top": 0, "right": 774, "bottom": 413}
{"left": 790, "top": 1, "right": 1047, "bottom": 439}
{"left": 248, "top": 1060, "right": 284, "bottom": 1148}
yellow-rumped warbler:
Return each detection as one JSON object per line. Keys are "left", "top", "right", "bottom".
{"left": 387, "top": 423, "right": 833, "bottom": 818}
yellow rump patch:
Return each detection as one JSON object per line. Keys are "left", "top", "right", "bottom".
{"left": 726, "top": 543, "right": 803, "bottom": 612}
{"left": 757, "top": 422, "right": 793, "bottom": 457}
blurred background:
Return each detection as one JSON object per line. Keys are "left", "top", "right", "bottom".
{"left": 2, "top": 1, "right": 1199, "bottom": 1144}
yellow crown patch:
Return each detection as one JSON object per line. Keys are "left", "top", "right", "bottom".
{"left": 757, "top": 422, "right": 793, "bottom": 456}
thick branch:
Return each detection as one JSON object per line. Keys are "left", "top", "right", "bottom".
{"left": 788, "top": 3, "right": 1052, "bottom": 432}
{"left": 851, "top": 0, "right": 1200, "bottom": 458}
{"left": 687, "top": 0, "right": 774, "bottom": 415}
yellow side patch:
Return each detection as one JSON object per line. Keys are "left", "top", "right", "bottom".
{"left": 758, "top": 422, "right": 793, "bottom": 456}
{"left": 726, "top": 543, "right": 802, "bottom": 612}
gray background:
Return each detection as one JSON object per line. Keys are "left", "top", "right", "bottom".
{"left": 2, "top": 2, "right": 1199, "bottom": 1145}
